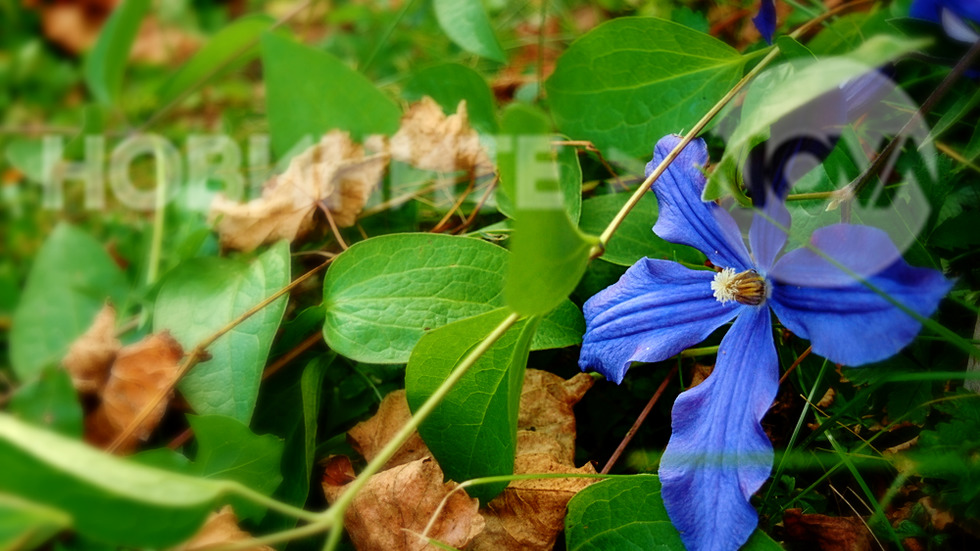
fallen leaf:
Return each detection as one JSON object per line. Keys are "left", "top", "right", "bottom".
{"left": 476, "top": 454, "right": 596, "bottom": 551}
{"left": 348, "top": 389, "right": 430, "bottom": 470}
{"left": 367, "top": 97, "right": 492, "bottom": 174}
{"left": 474, "top": 370, "right": 597, "bottom": 551}
{"left": 62, "top": 303, "right": 120, "bottom": 394}
{"left": 171, "top": 505, "right": 273, "bottom": 551}
{"left": 30, "top": 0, "right": 199, "bottom": 62}
{"left": 783, "top": 508, "right": 873, "bottom": 551}
{"left": 329, "top": 369, "right": 596, "bottom": 551}
{"left": 817, "top": 387, "right": 837, "bottom": 409}
{"left": 211, "top": 130, "right": 388, "bottom": 252}
{"left": 85, "top": 331, "right": 183, "bottom": 453}
{"left": 323, "top": 457, "right": 485, "bottom": 551}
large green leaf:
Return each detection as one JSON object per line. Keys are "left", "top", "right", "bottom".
{"left": 578, "top": 191, "right": 707, "bottom": 267}
{"left": 321, "top": 233, "right": 582, "bottom": 364}
{"left": 497, "top": 137, "right": 582, "bottom": 223}
{"left": 159, "top": 15, "right": 275, "bottom": 105}
{"left": 153, "top": 241, "right": 290, "bottom": 422}
{"left": 9, "top": 224, "right": 127, "bottom": 381}
{"left": 704, "top": 35, "right": 931, "bottom": 200}
{"left": 7, "top": 367, "right": 83, "bottom": 438}
{"left": 565, "top": 476, "right": 782, "bottom": 550}
{"left": 504, "top": 137, "right": 596, "bottom": 315}
{"left": 546, "top": 17, "right": 745, "bottom": 158}
{"left": 260, "top": 32, "right": 401, "bottom": 157}
{"left": 253, "top": 352, "right": 331, "bottom": 532}
{"left": 0, "top": 494, "right": 71, "bottom": 550}
{"left": 0, "top": 414, "right": 226, "bottom": 547}
{"left": 403, "top": 63, "right": 498, "bottom": 133}
{"left": 433, "top": 0, "right": 506, "bottom": 63}
{"left": 565, "top": 476, "right": 684, "bottom": 550}
{"left": 405, "top": 309, "right": 537, "bottom": 502}
{"left": 187, "top": 414, "right": 284, "bottom": 520}
{"left": 188, "top": 414, "right": 284, "bottom": 495}
{"left": 83, "top": 0, "right": 151, "bottom": 105}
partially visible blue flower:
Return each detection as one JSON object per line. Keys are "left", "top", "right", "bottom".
{"left": 578, "top": 135, "right": 952, "bottom": 550}
{"left": 910, "top": 0, "right": 979, "bottom": 42}
{"left": 753, "top": 0, "right": 777, "bottom": 44}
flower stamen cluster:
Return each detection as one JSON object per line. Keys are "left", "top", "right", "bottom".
{"left": 711, "top": 268, "right": 767, "bottom": 306}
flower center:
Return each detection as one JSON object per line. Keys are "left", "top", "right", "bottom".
{"left": 711, "top": 268, "right": 767, "bottom": 306}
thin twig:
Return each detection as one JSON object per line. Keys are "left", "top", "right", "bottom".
{"left": 262, "top": 331, "right": 323, "bottom": 381}
{"left": 601, "top": 366, "right": 678, "bottom": 474}
{"left": 779, "top": 345, "right": 813, "bottom": 385}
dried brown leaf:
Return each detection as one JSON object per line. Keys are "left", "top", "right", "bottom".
{"left": 32, "top": 0, "right": 199, "bottom": 62}
{"left": 516, "top": 370, "right": 593, "bottom": 464}
{"left": 85, "top": 331, "right": 183, "bottom": 453}
{"left": 475, "top": 454, "right": 596, "bottom": 551}
{"left": 783, "top": 508, "right": 873, "bottom": 551}
{"left": 473, "top": 370, "right": 597, "bottom": 551}
{"left": 62, "top": 303, "right": 120, "bottom": 394}
{"left": 348, "top": 389, "right": 430, "bottom": 469}
{"left": 328, "top": 370, "right": 595, "bottom": 551}
{"left": 323, "top": 457, "right": 485, "bottom": 551}
{"left": 211, "top": 131, "right": 388, "bottom": 252}
{"left": 371, "top": 97, "right": 492, "bottom": 174}
{"left": 171, "top": 505, "right": 272, "bottom": 551}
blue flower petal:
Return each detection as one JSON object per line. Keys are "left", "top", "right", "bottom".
{"left": 579, "top": 258, "right": 741, "bottom": 384}
{"left": 659, "top": 306, "right": 778, "bottom": 551}
{"left": 753, "top": 0, "right": 777, "bottom": 44}
{"left": 769, "top": 224, "right": 952, "bottom": 366}
{"left": 749, "top": 195, "right": 790, "bottom": 273}
{"left": 646, "top": 135, "right": 753, "bottom": 271}
{"left": 910, "top": 0, "right": 943, "bottom": 22}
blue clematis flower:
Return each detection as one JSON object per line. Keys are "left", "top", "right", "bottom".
{"left": 753, "top": 0, "right": 777, "bottom": 44}
{"left": 579, "top": 134, "right": 952, "bottom": 550}
{"left": 910, "top": 0, "right": 979, "bottom": 42}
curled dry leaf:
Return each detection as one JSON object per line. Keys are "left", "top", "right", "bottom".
{"left": 367, "top": 96, "right": 492, "bottom": 174}
{"left": 475, "top": 370, "right": 597, "bottom": 551}
{"left": 171, "top": 505, "right": 273, "bottom": 551}
{"left": 783, "top": 508, "right": 873, "bottom": 551}
{"left": 328, "top": 369, "right": 596, "bottom": 551}
{"left": 323, "top": 457, "right": 485, "bottom": 551}
{"left": 348, "top": 389, "right": 430, "bottom": 470}
{"left": 85, "top": 332, "right": 183, "bottom": 453}
{"left": 62, "top": 303, "right": 120, "bottom": 394}
{"left": 211, "top": 130, "right": 388, "bottom": 252}
{"left": 28, "top": 0, "right": 199, "bottom": 62}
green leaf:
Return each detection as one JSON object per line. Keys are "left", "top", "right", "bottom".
{"left": 500, "top": 102, "right": 552, "bottom": 136}
{"left": 497, "top": 137, "right": 582, "bottom": 222}
{"left": 533, "top": 300, "right": 585, "bottom": 349}
{"left": 405, "top": 309, "right": 537, "bottom": 502}
{"left": 187, "top": 414, "right": 284, "bottom": 520}
{"left": 154, "top": 241, "right": 290, "bottom": 422}
{"left": 7, "top": 367, "right": 83, "bottom": 438}
{"left": 322, "top": 233, "right": 581, "bottom": 363}
{"left": 705, "top": 35, "right": 931, "bottom": 201}
{"left": 565, "top": 475, "right": 684, "bottom": 550}
{"left": 0, "top": 493, "right": 71, "bottom": 551}
{"left": 260, "top": 32, "right": 401, "bottom": 157}
{"left": 188, "top": 414, "right": 284, "bottom": 494}
{"left": 433, "top": 0, "right": 506, "bottom": 63}
{"left": 83, "top": 0, "right": 151, "bottom": 105}
{"left": 565, "top": 475, "right": 781, "bottom": 550}
{"left": 0, "top": 414, "right": 226, "bottom": 547}
{"left": 578, "top": 191, "right": 707, "bottom": 266}
{"left": 253, "top": 352, "right": 330, "bottom": 531}
{"left": 505, "top": 137, "right": 596, "bottom": 315}
{"left": 9, "top": 224, "right": 127, "bottom": 381}
{"left": 546, "top": 17, "right": 745, "bottom": 158}
{"left": 159, "top": 14, "right": 275, "bottom": 105}
{"left": 404, "top": 63, "right": 498, "bottom": 133}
